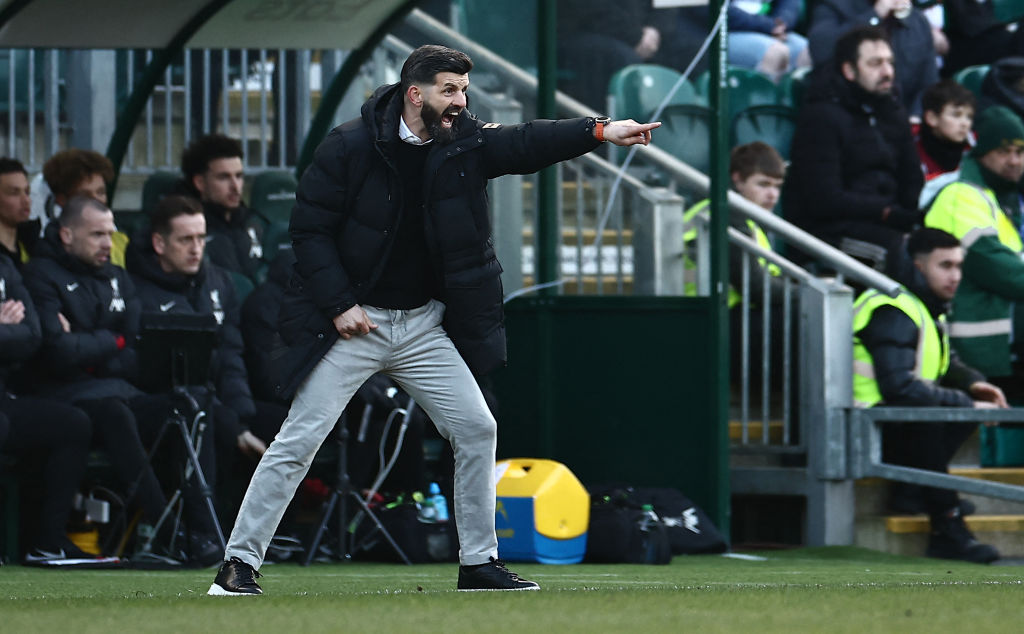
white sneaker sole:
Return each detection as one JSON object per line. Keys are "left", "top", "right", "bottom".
{"left": 457, "top": 585, "right": 540, "bottom": 592}
{"left": 207, "top": 583, "right": 261, "bottom": 596}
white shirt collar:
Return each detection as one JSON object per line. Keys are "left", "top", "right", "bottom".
{"left": 399, "top": 115, "right": 432, "bottom": 145}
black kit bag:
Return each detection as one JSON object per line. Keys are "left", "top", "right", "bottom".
{"left": 633, "top": 487, "right": 728, "bottom": 555}
{"left": 584, "top": 486, "right": 672, "bottom": 565}
{"left": 350, "top": 500, "right": 459, "bottom": 564}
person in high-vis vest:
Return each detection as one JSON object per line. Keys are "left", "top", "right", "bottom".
{"left": 924, "top": 105, "right": 1024, "bottom": 400}
{"left": 853, "top": 228, "right": 1006, "bottom": 563}
{"left": 683, "top": 142, "right": 787, "bottom": 387}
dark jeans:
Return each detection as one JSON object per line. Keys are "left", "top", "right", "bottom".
{"left": 883, "top": 420, "right": 977, "bottom": 515}
{"left": 0, "top": 395, "right": 91, "bottom": 550}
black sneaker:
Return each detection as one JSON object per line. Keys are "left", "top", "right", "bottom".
{"left": 926, "top": 509, "right": 999, "bottom": 564}
{"left": 457, "top": 558, "right": 539, "bottom": 591}
{"left": 207, "top": 557, "right": 263, "bottom": 596}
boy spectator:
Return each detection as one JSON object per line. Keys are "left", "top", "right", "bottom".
{"left": 0, "top": 158, "right": 37, "bottom": 268}
{"left": 916, "top": 80, "right": 976, "bottom": 208}
{"left": 0, "top": 251, "right": 94, "bottom": 564}
{"left": 853, "top": 228, "right": 1004, "bottom": 563}
{"left": 41, "top": 149, "right": 127, "bottom": 268}
{"left": 180, "top": 135, "right": 266, "bottom": 283}
{"left": 924, "top": 106, "right": 1024, "bottom": 399}
{"left": 785, "top": 26, "right": 922, "bottom": 275}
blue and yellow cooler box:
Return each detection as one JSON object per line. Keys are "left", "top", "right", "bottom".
{"left": 494, "top": 458, "right": 589, "bottom": 564}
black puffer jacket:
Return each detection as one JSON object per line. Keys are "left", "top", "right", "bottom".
{"left": 0, "top": 253, "right": 41, "bottom": 395}
{"left": 125, "top": 237, "right": 256, "bottom": 421}
{"left": 855, "top": 270, "right": 982, "bottom": 407}
{"left": 275, "top": 82, "right": 601, "bottom": 398}
{"left": 784, "top": 68, "right": 923, "bottom": 246}
{"left": 203, "top": 201, "right": 267, "bottom": 283}
{"left": 240, "top": 250, "right": 294, "bottom": 401}
{"left": 23, "top": 224, "right": 141, "bottom": 402}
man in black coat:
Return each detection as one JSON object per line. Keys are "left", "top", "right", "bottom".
{"left": 785, "top": 25, "right": 923, "bottom": 276}
{"left": 0, "top": 251, "right": 94, "bottom": 564}
{"left": 209, "top": 44, "right": 659, "bottom": 596}
{"left": 180, "top": 134, "right": 266, "bottom": 283}
{"left": 22, "top": 196, "right": 177, "bottom": 554}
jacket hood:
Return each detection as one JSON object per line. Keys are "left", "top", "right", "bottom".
{"left": 125, "top": 229, "right": 207, "bottom": 293}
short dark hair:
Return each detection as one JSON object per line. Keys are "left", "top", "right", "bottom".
{"left": 400, "top": 45, "right": 473, "bottom": 94}
{"left": 180, "top": 134, "right": 243, "bottom": 182}
{"left": 0, "top": 157, "right": 27, "bottom": 178}
{"left": 833, "top": 25, "right": 890, "bottom": 75}
{"left": 921, "top": 79, "right": 976, "bottom": 116}
{"left": 42, "top": 149, "right": 114, "bottom": 197}
{"left": 150, "top": 194, "right": 203, "bottom": 236}
{"left": 58, "top": 195, "right": 109, "bottom": 228}
{"left": 730, "top": 142, "right": 785, "bottom": 181}
{"left": 907, "top": 228, "right": 961, "bottom": 258}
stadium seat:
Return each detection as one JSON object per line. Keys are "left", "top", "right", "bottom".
{"left": 778, "top": 67, "right": 812, "bottom": 108}
{"left": 141, "top": 170, "right": 182, "bottom": 214}
{"left": 249, "top": 170, "right": 297, "bottom": 224}
{"left": 657, "top": 103, "right": 712, "bottom": 175}
{"left": 455, "top": 0, "right": 538, "bottom": 71}
{"left": 113, "top": 210, "right": 149, "bottom": 240}
{"left": 696, "top": 66, "right": 780, "bottom": 124}
{"left": 992, "top": 0, "right": 1024, "bottom": 23}
{"left": 731, "top": 105, "right": 798, "bottom": 160}
{"left": 607, "top": 64, "right": 701, "bottom": 122}
{"left": 229, "top": 270, "right": 255, "bottom": 303}
{"left": 953, "top": 64, "right": 989, "bottom": 98}
{"left": 261, "top": 220, "right": 291, "bottom": 263}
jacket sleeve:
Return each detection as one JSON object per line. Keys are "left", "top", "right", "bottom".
{"left": 770, "top": 0, "right": 802, "bottom": 29}
{"left": 789, "top": 104, "right": 894, "bottom": 223}
{"left": 941, "top": 349, "right": 986, "bottom": 393}
{"left": 290, "top": 130, "right": 359, "bottom": 318}
{"left": 0, "top": 263, "right": 41, "bottom": 364}
{"left": 23, "top": 264, "right": 120, "bottom": 369}
{"left": 857, "top": 305, "right": 976, "bottom": 407}
{"left": 481, "top": 117, "right": 602, "bottom": 179}
{"left": 807, "top": 0, "right": 878, "bottom": 66}
{"left": 214, "top": 273, "right": 256, "bottom": 419}
{"left": 240, "top": 286, "right": 279, "bottom": 399}
{"left": 963, "top": 236, "right": 1024, "bottom": 301}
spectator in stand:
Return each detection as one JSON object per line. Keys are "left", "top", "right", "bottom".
{"left": 852, "top": 227, "right": 1004, "bottom": 563}
{"left": 785, "top": 26, "right": 923, "bottom": 276}
{"left": 915, "top": 79, "right": 976, "bottom": 208}
{"left": 557, "top": 0, "right": 666, "bottom": 110}
{"left": 808, "top": 0, "right": 938, "bottom": 117}
{"left": 42, "top": 149, "right": 128, "bottom": 268}
{"left": 924, "top": 106, "right": 1024, "bottom": 401}
{"left": 943, "top": 0, "right": 1024, "bottom": 76}
{"left": 728, "top": 0, "right": 812, "bottom": 81}
{"left": 180, "top": 135, "right": 266, "bottom": 283}
{"left": 0, "top": 159, "right": 38, "bottom": 267}
{"left": 23, "top": 196, "right": 219, "bottom": 564}
{"left": 0, "top": 251, "right": 95, "bottom": 565}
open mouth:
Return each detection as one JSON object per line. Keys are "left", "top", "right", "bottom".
{"left": 440, "top": 110, "right": 460, "bottom": 128}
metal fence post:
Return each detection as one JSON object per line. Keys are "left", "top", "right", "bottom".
{"left": 67, "top": 50, "right": 117, "bottom": 151}
{"left": 633, "top": 186, "right": 684, "bottom": 295}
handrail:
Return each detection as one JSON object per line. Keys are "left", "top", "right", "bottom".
{"left": 405, "top": 8, "right": 902, "bottom": 298}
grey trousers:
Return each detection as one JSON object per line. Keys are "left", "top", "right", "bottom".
{"left": 224, "top": 299, "right": 499, "bottom": 568}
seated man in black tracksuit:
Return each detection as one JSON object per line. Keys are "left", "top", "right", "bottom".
{"left": 0, "top": 251, "right": 94, "bottom": 564}
{"left": 23, "top": 196, "right": 220, "bottom": 563}
{"left": 126, "top": 195, "right": 277, "bottom": 511}
{"left": 180, "top": 134, "right": 266, "bottom": 283}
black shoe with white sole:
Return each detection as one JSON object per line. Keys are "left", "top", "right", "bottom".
{"left": 207, "top": 557, "right": 263, "bottom": 595}
{"left": 457, "top": 558, "right": 540, "bottom": 591}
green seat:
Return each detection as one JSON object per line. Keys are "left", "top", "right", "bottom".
{"left": 658, "top": 104, "right": 712, "bottom": 175}
{"left": 731, "top": 105, "right": 798, "bottom": 160}
{"left": 141, "top": 170, "right": 182, "bottom": 214}
{"left": 250, "top": 170, "right": 298, "bottom": 224}
{"left": 112, "top": 210, "right": 149, "bottom": 240}
{"left": 953, "top": 64, "right": 989, "bottom": 98}
{"left": 992, "top": 0, "right": 1024, "bottom": 23}
{"left": 608, "top": 64, "right": 701, "bottom": 121}
{"left": 455, "top": 0, "right": 537, "bottom": 71}
{"left": 229, "top": 270, "right": 255, "bottom": 303}
{"left": 778, "top": 67, "right": 812, "bottom": 108}
{"left": 262, "top": 220, "right": 292, "bottom": 262}
{"left": 696, "top": 66, "right": 780, "bottom": 124}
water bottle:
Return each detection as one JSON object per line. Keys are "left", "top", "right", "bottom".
{"left": 413, "top": 491, "right": 437, "bottom": 522}
{"left": 639, "top": 504, "right": 658, "bottom": 531}
{"left": 428, "top": 482, "right": 449, "bottom": 522}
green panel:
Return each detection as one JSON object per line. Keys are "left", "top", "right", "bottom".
{"left": 493, "top": 296, "right": 727, "bottom": 530}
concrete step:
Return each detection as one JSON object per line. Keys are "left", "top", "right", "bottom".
{"left": 855, "top": 514, "right": 1024, "bottom": 559}
{"left": 855, "top": 468, "right": 1024, "bottom": 517}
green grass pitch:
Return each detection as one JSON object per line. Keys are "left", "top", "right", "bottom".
{"left": 2, "top": 547, "right": 1024, "bottom": 633}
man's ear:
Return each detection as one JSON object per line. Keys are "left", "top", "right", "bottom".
{"left": 912, "top": 254, "right": 926, "bottom": 275}
{"left": 58, "top": 225, "right": 73, "bottom": 248}
{"left": 152, "top": 232, "right": 166, "bottom": 257}
{"left": 191, "top": 173, "right": 206, "bottom": 197}
{"left": 841, "top": 61, "right": 856, "bottom": 83}
{"left": 730, "top": 171, "right": 742, "bottom": 189}
{"left": 406, "top": 84, "right": 422, "bottom": 108}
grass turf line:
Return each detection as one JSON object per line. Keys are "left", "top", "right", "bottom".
{"left": 1, "top": 547, "right": 1024, "bottom": 633}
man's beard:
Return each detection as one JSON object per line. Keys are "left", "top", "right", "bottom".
{"left": 421, "top": 101, "right": 460, "bottom": 144}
